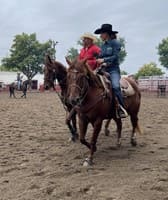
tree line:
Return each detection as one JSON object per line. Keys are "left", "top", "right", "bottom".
{"left": 0, "top": 32, "right": 168, "bottom": 80}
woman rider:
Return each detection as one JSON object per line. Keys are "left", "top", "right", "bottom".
{"left": 94, "top": 23, "right": 128, "bottom": 118}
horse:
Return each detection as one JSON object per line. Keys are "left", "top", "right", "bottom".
{"left": 66, "top": 58, "right": 141, "bottom": 166}
{"left": 43, "top": 55, "right": 78, "bottom": 141}
{"left": 20, "top": 80, "right": 30, "bottom": 98}
{"left": 9, "top": 82, "right": 17, "bottom": 98}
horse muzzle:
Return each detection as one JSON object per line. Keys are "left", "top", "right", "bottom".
{"left": 69, "top": 97, "right": 81, "bottom": 106}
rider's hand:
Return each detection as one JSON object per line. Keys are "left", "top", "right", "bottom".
{"left": 96, "top": 58, "right": 104, "bottom": 64}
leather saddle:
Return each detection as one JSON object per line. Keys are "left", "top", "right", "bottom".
{"left": 96, "top": 68, "right": 135, "bottom": 97}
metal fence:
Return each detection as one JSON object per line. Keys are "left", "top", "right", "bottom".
{"left": 138, "top": 76, "right": 168, "bottom": 91}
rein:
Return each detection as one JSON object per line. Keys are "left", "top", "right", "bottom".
{"left": 50, "top": 73, "right": 69, "bottom": 111}
{"left": 68, "top": 68, "right": 111, "bottom": 113}
{"left": 68, "top": 81, "right": 89, "bottom": 105}
{"left": 75, "top": 91, "right": 107, "bottom": 113}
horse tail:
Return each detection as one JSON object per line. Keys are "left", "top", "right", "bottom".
{"left": 135, "top": 122, "right": 143, "bottom": 134}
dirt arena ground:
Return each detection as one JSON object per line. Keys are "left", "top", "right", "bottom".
{"left": 0, "top": 91, "right": 168, "bottom": 200}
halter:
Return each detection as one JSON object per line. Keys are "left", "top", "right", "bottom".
{"left": 68, "top": 69, "right": 89, "bottom": 106}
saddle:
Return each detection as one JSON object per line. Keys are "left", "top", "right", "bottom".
{"left": 96, "top": 69, "right": 135, "bottom": 97}
{"left": 96, "top": 72, "right": 111, "bottom": 95}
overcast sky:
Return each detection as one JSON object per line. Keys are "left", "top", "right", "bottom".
{"left": 0, "top": 0, "right": 168, "bottom": 74}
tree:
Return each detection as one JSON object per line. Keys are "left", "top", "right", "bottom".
{"left": 1, "top": 33, "right": 55, "bottom": 80}
{"left": 135, "top": 62, "right": 164, "bottom": 79}
{"left": 67, "top": 36, "right": 127, "bottom": 64}
{"left": 118, "top": 37, "right": 127, "bottom": 64}
{"left": 121, "top": 70, "right": 128, "bottom": 75}
{"left": 66, "top": 47, "right": 79, "bottom": 61}
{"left": 157, "top": 37, "right": 168, "bottom": 70}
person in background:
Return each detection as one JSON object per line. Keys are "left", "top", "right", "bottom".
{"left": 79, "top": 33, "right": 100, "bottom": 71}
{"left": 94, "top": 24, "right": 128, "bottom": 118}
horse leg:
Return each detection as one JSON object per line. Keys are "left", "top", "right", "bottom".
{"left": 13, "top": 91, "right": 16, "bottom": 98}
{"left": 79, "top": 117, "right": 90, "bottom": 150}
{"left": 104, "top": 119, "right": 111, "bottom": 136}
{"left": 24, "top": 91, "right": 27, "bottom": 98}
{"left": 9, "top": 90, "right": 12, "bottom": 98}
{"left": 113, "top": 117, "right": 122, "bottom": 147}
{"left": 66, "top": 109, "right": 78, "bottom": 142}
{"left": 71, "top": 112, "right": 79, "bottom": 139}
{"left": 130, "top": 114, "right": 138, "bottom": 146}
{"left": 83, "top": 119, "right": 102, "bottom": 166}
{"left": 12, "top": 91, "right": 15, "bottom": 98}
{"left": 66, "top": 120, "right": 77, "bottom": 142}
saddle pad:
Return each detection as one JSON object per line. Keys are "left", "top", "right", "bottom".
{"left": 120, "top": 77, "right": 135, "bottom": 97}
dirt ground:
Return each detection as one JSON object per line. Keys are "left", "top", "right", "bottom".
{"left": 0, "top": 91, "right": 168, "bottom": 200}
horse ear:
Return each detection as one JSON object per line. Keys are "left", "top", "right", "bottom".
{"left": 45, "top": 54, "right": 54, "bottom": 70}
{"left": 65, "top": 57, "right": 72, "bottom": 66}
{"left": 45, "top": 54, "right": 53, "bottom": 64}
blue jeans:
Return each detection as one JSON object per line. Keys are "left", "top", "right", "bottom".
{"left": 106, "top": 66, "right": 125, "bottom": 107}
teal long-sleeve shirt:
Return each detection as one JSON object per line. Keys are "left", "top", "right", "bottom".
{"left": 99, "top": 39, "right": 121, "bottom": 67}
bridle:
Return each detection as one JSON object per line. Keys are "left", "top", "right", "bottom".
{"left": 68, "top": 69, "right": 89, "bottom": 106}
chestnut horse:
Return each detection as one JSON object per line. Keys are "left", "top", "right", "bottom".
{"left": 66, "top": 58, "right": 141, "bottom": 166}
{"left": 43, "top": 55, "right": 78, "bottom": 141}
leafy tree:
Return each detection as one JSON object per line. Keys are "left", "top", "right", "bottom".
{"left": 1, "top": 33, "right": 55, "bottom": 80}
{"left": 121, "top": 70, "right": 128, "bottom": 75}
{"left": 66, "top": 47, "right": 79, "bottom": 61}
{"left": 118, "top": 37, "right": 127, "bottom": 64}
{"left": 135, "top": 62, "right": 164, "bottom": 79}
{"left": 67, "top": 36, "right": 127, "bottom": 64}
{"left": 157, "top": 37, "right": 168, "bottom": 69}
{"left": 0, "top": 65, "right": 17, "bottom": 72}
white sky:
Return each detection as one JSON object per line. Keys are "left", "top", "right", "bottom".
{"left": 0, "top": 0, "right": 168, "bottom": 74}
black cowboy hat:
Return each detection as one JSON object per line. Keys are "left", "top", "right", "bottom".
{"left": 94, "top": 24, "right": 118, "bottom": 34}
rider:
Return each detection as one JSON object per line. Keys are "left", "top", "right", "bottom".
{"left": 79, "top": 33, "right": 100, "bottom": 71}
{"left": 94, "top": 24, "right": 128, "bottom": 118}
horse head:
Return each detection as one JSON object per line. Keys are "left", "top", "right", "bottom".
{"left": 66, "top": 58, "right": 100, "bottom": 106}
{"left": 44, "top": 54, "right": 67, "bottom": 90}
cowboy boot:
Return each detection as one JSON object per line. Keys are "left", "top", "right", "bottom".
{"left": 114, "top": 97, "right": 128, "bottom": 118}
{"left": 118, "top": 105, "right": 128, "bottom": 118}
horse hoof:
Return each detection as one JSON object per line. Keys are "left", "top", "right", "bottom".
{"left": 131, "top": 138, "right": 137, "bottom": 146}
{"left": 105, "top": 129, "right": 110, "bottom": 136}
{"left": 83, "top": 158, "right": 93, "bottom": 167}
{"left": 68, "top": 137, "right": 76, "bottom": 142}
{"left": 68, "top": 134, "right": 79, "bottom": 142}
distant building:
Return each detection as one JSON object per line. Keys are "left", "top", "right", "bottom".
{"left": 0, "top": 72, "right": 44, "bottom": 89}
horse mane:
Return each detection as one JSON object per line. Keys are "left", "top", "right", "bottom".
{"left": 85, "top": 63, "right": 103, "bottom": 88}
{"left": 53, "top": 60, "right": 67, "bottom": 74}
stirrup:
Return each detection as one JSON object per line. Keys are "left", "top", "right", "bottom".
{"left": 118, "top": 105, "right": 128, "bottom": 118}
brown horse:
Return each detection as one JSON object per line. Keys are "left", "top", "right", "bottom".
{"left": 66, "top": 58, "right": 141, "bottom": 166}
{"left": 43, "top": 55, "right": 78, "bottom": 141}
